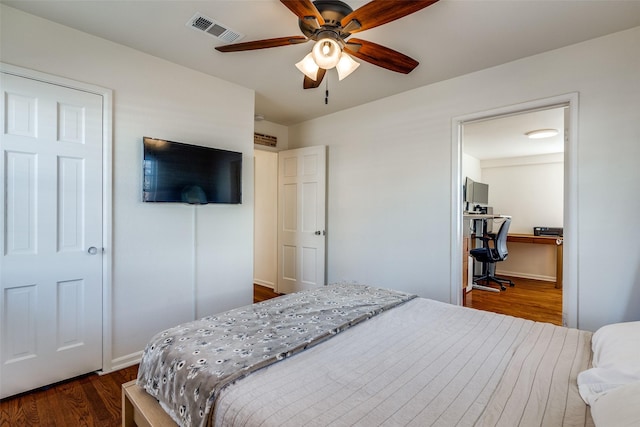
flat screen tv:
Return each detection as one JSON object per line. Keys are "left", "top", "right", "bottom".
{"left": 142, "top": 137, "right": 242, "bottom": 204}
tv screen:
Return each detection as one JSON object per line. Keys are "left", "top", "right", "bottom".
{"left": 142, "top": 137, "right": 242, "bottom": 204}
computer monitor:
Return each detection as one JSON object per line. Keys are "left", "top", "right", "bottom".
{"left": 464, "top": 177, "right": 475, "bottom": 204}
{"left": 464, "top": 177, "right": 489, "bottom": 206}
{"left": 473, "top": 182, "right": 489, "bottom": 205}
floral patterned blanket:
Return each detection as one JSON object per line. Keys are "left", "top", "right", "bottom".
{"left": 137, "top": 283, "right": 416, "bottom": 427}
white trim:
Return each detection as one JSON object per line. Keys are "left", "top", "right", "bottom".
{"left": 107, "top": 351, "right": 143, "bottom": 374}
{"left": 563, "top": 94, "right": 580, "bottom": 328}
{"left": 450, "top": 118, "right": 463, "bottom": 306}
{"left": 450, "top": 93, "right": 579, "bottom": 328}
{"left": 495, "top": 271, "right": 557, "bottom": 283}
{"left": 253, "top": 279, "right": 276, "bottom": 289}
{"left": 0, "top": 62, "right": 115, "bottom": 372}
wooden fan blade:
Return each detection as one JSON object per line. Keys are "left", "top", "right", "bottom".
{"left": 341, "top": 0, "right": 439, "bottom": 33}
{"left": 303, "top": 68, "right": 327, "bottom": 89}
{"left": 280, "top": 0, "right": 325, "bottom": 26}
{"left": 344, "top": 38, "right": 418, "bottom": 74}
{"left": 215, "top": 36, "right": 308, "bottom": 52}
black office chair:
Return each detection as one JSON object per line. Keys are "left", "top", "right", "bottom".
{"left": 470, "top": 217, "right": 515, "bottom": 291}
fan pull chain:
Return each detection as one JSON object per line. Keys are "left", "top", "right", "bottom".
{"left": 325, "top": 77, "right": 329, "bottom": 105}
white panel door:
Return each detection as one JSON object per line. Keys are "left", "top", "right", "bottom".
{"left": 0, "top": 73, "right": 103, "bottom": 398}
{"left": 277, "top": 146, "right": 326, "bottom": 294}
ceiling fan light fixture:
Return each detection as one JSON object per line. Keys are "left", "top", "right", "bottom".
{"left": 336, "top": 52, "right": 360, "bottom": 80}
{"left": 525, "top": 128, "right": 559, "bottom": 139}
{"left": 311, "top": 34, "right": 342, "bottom": 69}
{"left": 295, "top": 53, "right": 320, "bottom": 80}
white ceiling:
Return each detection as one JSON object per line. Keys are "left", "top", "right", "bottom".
{"left": 3, "top": 0, "right": 639, "bottom": 129}
{"left": 464, "top": 107, "right": 565, "bottom": 160}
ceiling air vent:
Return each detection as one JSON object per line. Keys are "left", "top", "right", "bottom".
{"left": 186, "top": 12, "right": 244, "bottom": 44}
{"left": 254, "top": 133, "right": 277, "bottom": 147}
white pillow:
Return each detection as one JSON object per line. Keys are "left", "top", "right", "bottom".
{"left": 592, "top": 321, "right": 640, "bottom": 370}
{"left": 578, "top": 367, "right": 639, "bottom": 405}
{"left": 590, "top": 381, "right": 640, "bottom": 427}
{"left": 577, "top": 321, "right": 640, "bottom": 405}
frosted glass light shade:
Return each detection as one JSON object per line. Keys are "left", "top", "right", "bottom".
{"left": 311, "top": 38, "right": 341, "bottom": 69}
{"left": 336, "top": 53, "right": 360, "bottom": 80}
{"left": 525, "top": 129, "right": 559, "bottom": 139}
{"left": 295, "top": 53, "right": 320, "bottom": 80}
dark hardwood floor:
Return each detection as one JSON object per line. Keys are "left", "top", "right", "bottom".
{"left": 464, "top": 275, "right": 563, "bottom": 325}
{"left": 0, "top": 364, "right": 138, "bottom": 427}
{"left": 254, "top": 283, "right": 281, "bottom": 303}
{"left": 0, "top": 281, "right": 560, "bottom": 425}
{"left": 0, "top": 287, "right": 280, "bottom": 426}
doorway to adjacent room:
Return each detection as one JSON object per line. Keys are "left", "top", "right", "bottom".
{"left": 452, "top": 94, "right": 578, "bottom": 327}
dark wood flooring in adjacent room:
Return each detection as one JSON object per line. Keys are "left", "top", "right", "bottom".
{"left": 256, "top": 281, "right": 562, "bottom": 326}
{"left": 465, "top": 275, "right": 563, "bottom": 325}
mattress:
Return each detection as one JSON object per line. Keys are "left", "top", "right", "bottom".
{"left": 136, "top": 284, "right": 594, "bottom": 427}
{"left": 213, "top": 298, "right": 593, "bottom": 427}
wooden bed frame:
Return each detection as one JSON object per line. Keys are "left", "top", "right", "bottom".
{"left": 122, "top": 380, "right": 175, "bottom": 427}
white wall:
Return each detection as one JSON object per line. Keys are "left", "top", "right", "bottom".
{"left": 1, "top": 6, "right": 255, "bottom": 369}
{"left": 462, "top": 153, "right": 482, "bottom": 182}
{"left": 290, "top": 26, "right": 640, "bottom": 331}
{"left": 483, "top": 154, "right": 564, "bottom": 280}
{"left": 483, "top": 153, "right": 564, "bottom": 234}
{"left": 254, "top": 150, "right": 278, "bottom": 288}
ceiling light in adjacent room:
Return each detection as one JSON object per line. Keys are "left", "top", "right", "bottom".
{"left": 525, "top": 129, "right": 559, "bottom": 139}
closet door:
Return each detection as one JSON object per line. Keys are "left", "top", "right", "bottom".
{"left": 0, "top": 73, "right": 104, "bottom": 398}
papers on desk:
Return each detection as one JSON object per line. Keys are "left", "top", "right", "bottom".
{"left": 463, "top": 212, "right": 511, "bottom": 218}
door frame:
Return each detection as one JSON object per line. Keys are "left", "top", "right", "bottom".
{"left": 0, "top": 62, "right": 114, "bottom": 372}
{"left": 450, "top": 93, "right": 579, "bottom": 328}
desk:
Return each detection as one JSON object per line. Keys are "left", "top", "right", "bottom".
{"left": 507, "top": 234, "right": 563, "bottom": 288}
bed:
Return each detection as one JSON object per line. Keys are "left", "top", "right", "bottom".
{"left": 123, "top": 283, "right": 640, "bottom": 427}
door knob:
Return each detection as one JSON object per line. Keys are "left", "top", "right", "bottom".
{"left": 87, "top": 246, "right": 98, "bottom": 255}
{"left": 314, "top": 230, "right": 326, "bottom": 236}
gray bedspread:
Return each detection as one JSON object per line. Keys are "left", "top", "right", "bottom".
{"left": 137, "top": 283, "right": 416, "bottom": 427}
{"left": 214, "top": 298, "right": 594, "bottom": 427}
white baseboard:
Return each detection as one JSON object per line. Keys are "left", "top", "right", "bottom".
{"left": 497, "top": 270, "right": 556, "bottom": 283}
{"left": 254, "top": 279, "right": 275, "bottom": 289}
{"left": 100, "top": 351, "right": 143, "bottom": 374}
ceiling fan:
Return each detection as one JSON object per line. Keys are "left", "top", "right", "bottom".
{"left": 215, "top": 0, "right": 439, "bottom": 89}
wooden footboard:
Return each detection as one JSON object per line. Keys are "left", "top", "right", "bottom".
{"left": 122, "top": 380, "right": 177, "bottom": 427}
